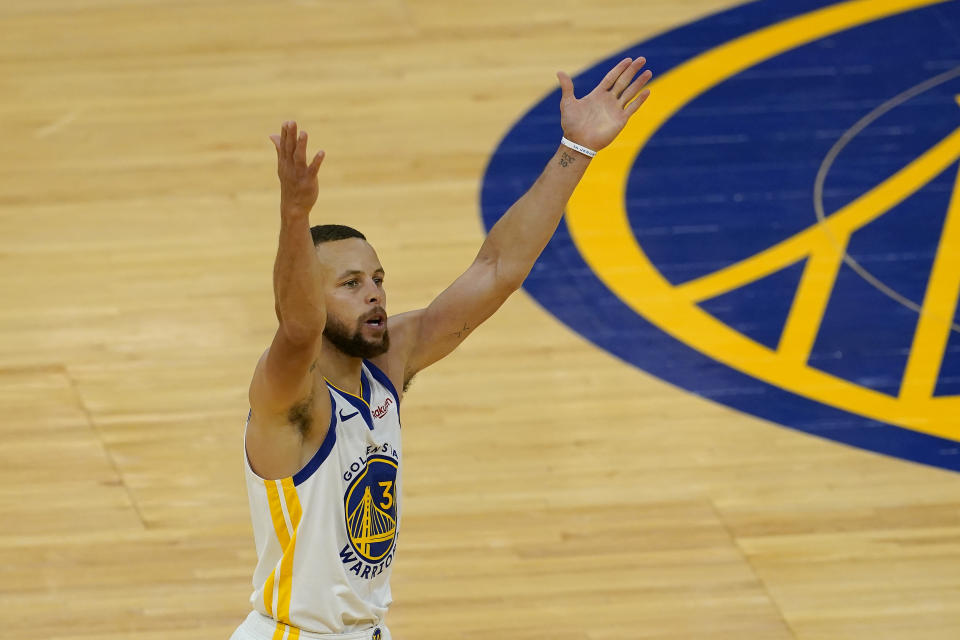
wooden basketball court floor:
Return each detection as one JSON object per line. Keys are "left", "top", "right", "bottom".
{"left": 2, "top": 0, "right": 959, "bottom": 638}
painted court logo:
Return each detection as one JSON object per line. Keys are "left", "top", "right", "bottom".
{"left": 481, "top": 0, "right": 960, "bottom": 471}
{"left": 340, "top": 454, "right": 398, "bottom": 579}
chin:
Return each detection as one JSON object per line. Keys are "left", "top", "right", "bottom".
{"left": 350, "top": 330, "right": 389, "bottom": 359}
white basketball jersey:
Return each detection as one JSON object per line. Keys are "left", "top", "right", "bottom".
{"left": 242, "top": 360, "right": 402, "bottom": 638}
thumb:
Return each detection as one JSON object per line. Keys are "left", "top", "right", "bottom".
{"left": 557, "top": 71, "right": 575, "bottom": 102}
{"left": 269, "top": 134, "right": 281, "bottom": 152}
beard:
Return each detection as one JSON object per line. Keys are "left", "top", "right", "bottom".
{"left": 323, "top": 313, "right": 390, "bottom": 359}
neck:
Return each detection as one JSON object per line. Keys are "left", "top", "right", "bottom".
{"left": 318, "top": 342, "right": 364, "bottom": 396}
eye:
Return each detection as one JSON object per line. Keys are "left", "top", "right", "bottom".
{"left": 343, "top": 279, "right": 359, "bottom": 288}
{"left": 374, "top": 277, "right": 384, "bottom": 286}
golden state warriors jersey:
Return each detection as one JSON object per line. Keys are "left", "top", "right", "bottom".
{"left": 242, "top": 360, "right": 402, "bottom": 638}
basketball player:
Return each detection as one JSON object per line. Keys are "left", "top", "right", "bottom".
{"left": 231, "top": 57, "right": 653, "bottom": 640}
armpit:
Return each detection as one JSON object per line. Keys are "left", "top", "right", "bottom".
{"left": 287, "top": 394, "right": 313, "bottom": 436}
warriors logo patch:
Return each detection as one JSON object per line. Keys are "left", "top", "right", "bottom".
{"left": 481, "top": 0, "right": 960, "bottom": 471}
{"left": 344, "top": 455, "right": 398, "bottom": 564}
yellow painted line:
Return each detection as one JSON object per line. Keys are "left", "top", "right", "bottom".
{"left": 901, "top": 162, "right": 960, "bottom": 401}
{"left": 565, "top": 0, "right": 960, "bottom": 441}
{"left": 777, "top": 233, "right": 849, "bottom": 363}
{"left": 677, "top": 126, "right": 960, "bottom": 302}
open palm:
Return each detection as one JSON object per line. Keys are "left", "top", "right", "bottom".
{"left": 557, "top": 57, "right": 652, "bottom": 152}
{"left": 269, "top": 121, "right": 325, "bottom": 218}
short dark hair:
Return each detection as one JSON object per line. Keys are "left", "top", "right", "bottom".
{"left": 310, "top": 224, "right": 366, "bottom": 246}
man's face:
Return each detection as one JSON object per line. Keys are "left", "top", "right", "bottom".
{"left": 316, "top": 238, "right": 389, "bottom": 359}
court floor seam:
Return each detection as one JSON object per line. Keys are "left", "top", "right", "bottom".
{"left": 708, "top": 500, "right": 799, "bottom": 640}
{"left": 64, "top": 364, "right": 148, "bottom": 530}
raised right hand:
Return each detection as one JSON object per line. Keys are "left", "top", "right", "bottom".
{"left": 269, "top": 121, "right": 325, "bottom": 218}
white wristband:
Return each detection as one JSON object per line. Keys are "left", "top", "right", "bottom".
{"left": 560, "top": 136, "right": 597, "bottom": 158}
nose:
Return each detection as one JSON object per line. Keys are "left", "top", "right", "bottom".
{"left": 365, "top": 282, "right": 381, "bottom": 305}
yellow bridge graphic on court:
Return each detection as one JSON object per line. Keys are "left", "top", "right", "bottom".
{"left": 569, "top": 111, "right": 960, "bottom": 443}
{"left": 675, "top": 113, "right": 960, "bottom": 402}
{"left": 566, "top": 0, "right": 960, "bottom": 445}
{"left": 346, "top": 486, "right": 396, "bottom": 559}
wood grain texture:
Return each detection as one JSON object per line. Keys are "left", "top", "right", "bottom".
{"left": 1, "top": 1, "right": 958, "bottom": 638}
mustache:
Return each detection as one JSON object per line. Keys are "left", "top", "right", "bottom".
{"left": 360, "top": 307, "right": 387, "bottom": 322}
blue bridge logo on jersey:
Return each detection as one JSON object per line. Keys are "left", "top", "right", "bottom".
{"left": 480, "top": 0, "right": 960, "bottom": 471}
{"left": 340, "top": 453, "right": 398, "bottom": 577}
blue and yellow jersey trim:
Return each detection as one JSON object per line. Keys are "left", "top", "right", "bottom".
{"left": 262, "top": 476, "right": 304, "bottom": 639}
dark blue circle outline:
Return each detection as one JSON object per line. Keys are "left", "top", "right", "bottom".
{"left": 479, "top": 0, "right": 960, "bottom": 472}
{"left": 343, "top": 454, "right": 399, "bottom": 562}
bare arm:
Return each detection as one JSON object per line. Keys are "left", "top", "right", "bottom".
{"left": 389, "top": 58, "right": 653, "bottom": 383}
{"left": 250, "top": 121, "right": 328, "bottom": 415}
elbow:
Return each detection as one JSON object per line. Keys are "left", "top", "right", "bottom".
{"left": 473, "top": 252, "right": 526, "bottom": 295}
{"left": 495, "top": 262, "right": 527, "bottom": 293}
{"left": 476, "top": 253, "right": 526, "bottom": 293}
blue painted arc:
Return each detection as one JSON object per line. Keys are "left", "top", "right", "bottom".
{"left": 480, "top": 0, "right": 960, "bottom": 471}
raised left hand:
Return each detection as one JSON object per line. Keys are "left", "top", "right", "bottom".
{"left": 557, "top": 57, "right": 652, "bottom": 152}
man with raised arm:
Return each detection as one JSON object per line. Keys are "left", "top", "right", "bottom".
{"left": 230, "top": 58, "right": 652, "bottom": 640}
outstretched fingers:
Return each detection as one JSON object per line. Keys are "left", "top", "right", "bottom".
{"left": 619, "top": 68, "right": 653, "bottom": 106}
{"left": 283, "top": 121, "right": 297, "bottom": 158}
{"left": 294, "top": 129, "right": 308, "bottom": 166}
{"left": 557, "top": 70, "right": 575, "bottom": 102}
{"left": 599, "top": 58, "right": 633, "bottom": 91}
{"left": 276, "top": 125, "right": 286, "bottom": 160}
{"left": 624, "top": 88, "right": 652, "bottom": 117}
{"left": 308, "top": 150, "right": 325, "bottom": 175}
{"left": 271, "top": 120, "right": 324, "bottom": 175}
{"left": 610, "top": 57, "right": 647, "bottom": 98}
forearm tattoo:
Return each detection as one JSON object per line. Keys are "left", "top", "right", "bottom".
{"left": 558, "top": 151, "right": 577, "bottom": 168}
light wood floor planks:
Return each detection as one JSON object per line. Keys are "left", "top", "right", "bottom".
{"left": 1, "top": 1, "right": 959, "bottom": 638}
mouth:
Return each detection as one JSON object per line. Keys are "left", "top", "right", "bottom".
{"left": 362, "top": 311, "right": 386, "bottom": 330}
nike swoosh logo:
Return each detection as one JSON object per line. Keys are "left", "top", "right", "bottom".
{"left": 339, "top": 409, "right": 360, "bottom": 422}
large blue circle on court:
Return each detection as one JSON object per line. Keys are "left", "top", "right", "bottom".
{"left": 480, "top": 0, "right": 960, "bottom": 471}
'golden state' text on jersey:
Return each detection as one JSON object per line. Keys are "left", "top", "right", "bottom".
{"left": 241, "top": 360, "right": 402, "bottom": 638}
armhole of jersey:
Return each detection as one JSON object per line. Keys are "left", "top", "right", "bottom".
{"left": 364, "top": 359, "right": 400, "bottom": 406}
{"left": 244, "top": 390, "right": 340, "bottom": 486}
{"left": 242, "top": 409, "right": 262, "bottom": 481}
{"left": 292, "top": 388, "right": 339, "bottom": 486}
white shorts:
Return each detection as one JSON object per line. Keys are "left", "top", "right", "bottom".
{"left": 230, "top": 611, "right": 391, "bottom": 640}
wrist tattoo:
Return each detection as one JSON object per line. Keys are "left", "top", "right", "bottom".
{"left": 558, "top": 151, "right": 576, "bottom": 168}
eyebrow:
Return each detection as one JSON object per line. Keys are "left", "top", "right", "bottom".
{"left": 336, "top": 268, "right": 385, "bottom": 280}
